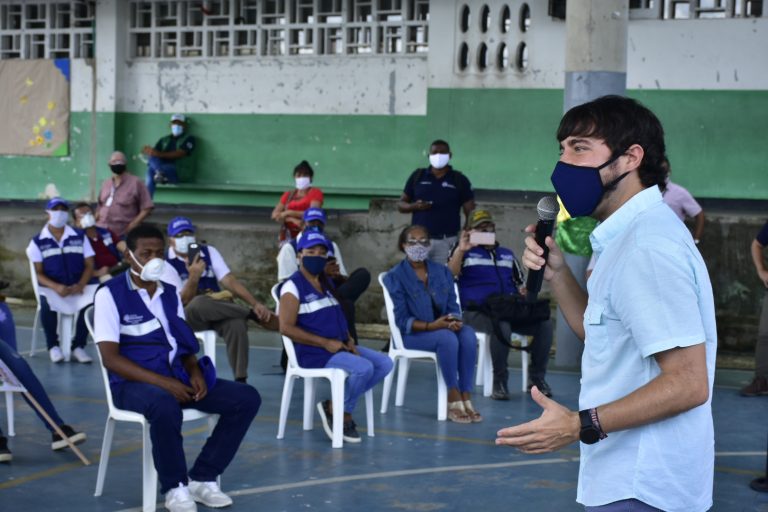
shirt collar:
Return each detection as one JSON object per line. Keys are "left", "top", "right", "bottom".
{"left": 125, "top": 268, "right": 165, "bottom": 294}
{"left": 590, "top": 185, "right": 663, "bottom": 253}
{"left": 39, "top": 224, "right": 78, "bottom": 241}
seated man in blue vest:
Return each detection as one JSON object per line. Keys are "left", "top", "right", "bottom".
{"left": 278, "top": 231, "right": 392, "bottom": 442}
{"left": 163, "top": 216, "right": 278, "bottom": 383}
{"left": 93, "top": 223, "right": 261, "bottom": 512}
{"left": 447, "top": 210, "right": 554, "bottom": 400}
{"left": 26, "top": 197, "right": 96, "bottom": 364}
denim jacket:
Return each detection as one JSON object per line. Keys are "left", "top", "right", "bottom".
{"left": 383, "top": 258, "right": 461, "bottom": 335}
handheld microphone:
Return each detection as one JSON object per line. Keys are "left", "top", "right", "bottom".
{"left": 525, "top": 196, "right": 560, "bottom": 301}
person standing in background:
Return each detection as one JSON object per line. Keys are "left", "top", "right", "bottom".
{"left": 661, "top": 158, "right": 705, "bottom": 245}
{"left": 740, "top": 220, "right": 768, "bottom": 396}
{"left": 96, "top": 151, "right": 154, "bottom": 238}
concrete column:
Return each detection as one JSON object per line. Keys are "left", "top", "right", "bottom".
{"left": 91, "top": 0, "right": 128, "bottom": 199}
{"left": 564, "top": 0, "right": 629, "bottom": 111}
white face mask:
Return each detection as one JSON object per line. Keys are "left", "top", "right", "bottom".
{"left": 295, "top": 176, "right": 311, "bottom": 190}
{"left": 47, "top": 210, "right": 69, "bottom": 229}
{"left": 173, "top": 235, "right": 196, "bottom": 254}
{"left": 429, "top": 153, "right": 450, "bottom": 169}
{"left": 129, "top": 250, "right": 166, "bottom": 282}
{"left": 171, "top": 124, "right": 184, "bottom": 137}
{"left": 79, "top": 212, "right": 96, "bottom": 229}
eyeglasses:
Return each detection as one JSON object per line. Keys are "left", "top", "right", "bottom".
{"left": 405, "top": 239, "right": 430, "bottom": 246}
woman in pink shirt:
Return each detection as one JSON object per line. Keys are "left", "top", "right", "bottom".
{"left": 271, "top": 160, "right": 324, "bottom": 245}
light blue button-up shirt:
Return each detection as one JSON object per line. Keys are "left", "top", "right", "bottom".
{"left": 577, "top": 186, "right": 716, "bottom": 512}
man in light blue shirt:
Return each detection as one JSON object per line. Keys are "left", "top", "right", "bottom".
{"left": 496, "top": 96, "right": 715, "bottom": 512}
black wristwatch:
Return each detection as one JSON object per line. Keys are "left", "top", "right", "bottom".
{"left": 579, "top": 408, "right": 606, "bottom": 445}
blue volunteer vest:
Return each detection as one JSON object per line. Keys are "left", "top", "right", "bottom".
{"left": 284, "top": 270, "right": 348, "bottom": 368}
{"left": 458, "top": 245, "right": 521, "bottom": 307}
{"left": 165, "top": 245, "right": 220, "bottom": 292}
{"left": 102, "top": 273, "right": 200, "bottom": 385}
{"left": 32, "top": 230, "right": 87, "bottom": 286}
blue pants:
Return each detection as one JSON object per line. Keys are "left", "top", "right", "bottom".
{"left": 0, "top": 303, "right": 65, "bottom": 436}
{"left": 145, "top": 156, "right": 178, "bottom": 197}
{"left": 325, "top": 346, "right": 393, "bottom": 413}
{"left": 40, "top": 295, "right": 88, "bottom": 350}
{"left": 112, "top": 378, "right": 260, "bottom": 494}
{"left": 585, "top": 499, "right": 662, "bottom": 511}
{"left": 403, "top": 325, "right": 477, "bottom": 393}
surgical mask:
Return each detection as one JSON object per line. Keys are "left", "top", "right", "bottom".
{"left": 109, "top": 164, "right": 126, "bottom": 174}
{"left": 295, "top": 176, "right": 311, "bottom": 190}
{"left": 171, "top": 124, "right": 184, "bottom": 137}
{"left": 173, "top": 235, "right": 196, "bottom": 254}
{"left": 129, "top": 250, "right": 166, "bottom": 282}
{"left": 429, "top": 153, "right": 450, "bottom": 169}
{"left": 47, "top": 210, "right": 68, "bottom": 229}
{"left": 301, "top": 255, "right": 327, "bottom": 276}
{"left": 404, "top": 243, "right": 431, "bottom": 262}
{"left": 550, "top": 155, "right": 629, "bottom": 218}
{"left": 79, "top": 213, "right": 96, "bottom": 229}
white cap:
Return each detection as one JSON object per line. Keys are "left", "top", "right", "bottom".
{"left": 170, "top": 113, "right": 186, "bottom": 123}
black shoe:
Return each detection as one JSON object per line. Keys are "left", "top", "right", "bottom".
{"left": 235, "top": 377, "right": 247, "bottom": 383}
{"left": 750, "top": 477, "right": 768, "bottom": 493}
{"left": 342, "top": 420, "right": 361, "bottom": 443}
{"left": 527, "top": 376, "right": 553, "bottom": 398}
{"left": 154, "top": 171, "right": 169, "bottom": 184}
{"left": 0, "top": 436, "right": 12, "bottom": 463}
{"left": 51, "top": 425, "right": 86, "bottom": 451}
{"left": 491, "top": 381, "right": 510, "bottom": 401}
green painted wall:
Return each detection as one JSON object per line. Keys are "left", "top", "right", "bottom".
{"left": 1, "top": 89, "right": 766, "bottom": 207}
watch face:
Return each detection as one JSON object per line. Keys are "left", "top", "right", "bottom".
{"left": 580, "top": 427, "right": 601, "bottom": 445}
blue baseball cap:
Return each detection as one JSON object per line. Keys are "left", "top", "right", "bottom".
{"left": 167, "top": 216, "right": 196, "bottom": 237}
{"left": 46, "top": 197, "right": 69, "bottom": 210}
{"left": 296, "top": 231, "right": 331, "bottom": 252}
{"left": 303, "top": 207, "right": 327, "bottom": 224}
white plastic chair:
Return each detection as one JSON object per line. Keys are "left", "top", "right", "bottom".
{"left": 271, "top": 284, "right": 374, "bottom": 448}
{"left": 0, "top": 380, "right": 25, "bottom": 437}
{"left": 27, "top": 258, "right": 75, "bottom": 361}
{"left": 378, "top": 273, "right": 448, "bottom": 421}
{"left": 84, "top": 306, "right": 219, "bottom": 512}
{"left": 474, "top": 332, "right": 529, "bottom": 394}
{"left": 194, "top": 330, "right": 217, "bottom": 367}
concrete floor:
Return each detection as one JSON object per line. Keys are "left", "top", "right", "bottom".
{"left": 0, "top": 312, "right": 766, "bottom": 512}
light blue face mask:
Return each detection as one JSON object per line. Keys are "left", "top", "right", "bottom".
{"left": 171, "top": 124, "right": 184, "bottom": 137}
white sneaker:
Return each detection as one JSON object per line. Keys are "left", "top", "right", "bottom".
{"left": 165, "top": 483, "right": 198, "bottom": 512}
{"left": 72, "top": 347, "right": 93, "bottom": 363}
{"left": 188, "top": 480, "right": 233, "bottom": 508}
{"left": 49, "top": 346, "right": 64, "bottom": 363}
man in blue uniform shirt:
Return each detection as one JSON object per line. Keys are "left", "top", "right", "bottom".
{"left": 93, "top": 224, "right": 260, "bottom": 512}
{"left": 398, "top": 140, "right": 475, "bottom": 263}
{"left": 448, "top": 210, "right": 554, "bottom": 399}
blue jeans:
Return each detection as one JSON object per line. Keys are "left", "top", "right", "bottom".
{"left": 325, "top": 346, "right": 393, "bottom": 413}
{"left": 0, "top": 303, "right": 65, "bottom": 436}
{"left": 112, "top": 378, "right": 260, "bottom": 494}
{"left": 403, "top": 325, "right": 477, "bottom": 392}
{"left": 40, "top": 295, "right": 88, "bottom": 350}
{"left": 585, "top": 499, "right": 662, "bottom": 511}
{"left": 145, "top": 156, "right": 178, "bottom": 196}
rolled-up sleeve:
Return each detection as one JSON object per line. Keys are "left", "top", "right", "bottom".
{"left": 93, "top": 286, "right": 121, "bottom": 344}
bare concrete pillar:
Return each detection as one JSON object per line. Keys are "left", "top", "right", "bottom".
{"left": 564, "top": 0, "right": 629, "bottom": 111}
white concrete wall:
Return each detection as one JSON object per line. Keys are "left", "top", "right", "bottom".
{"left": 70, "top": 59, "right": 95, "bottom": 112}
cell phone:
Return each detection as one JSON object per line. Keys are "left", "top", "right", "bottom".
{"left": 470, "top": 231, "right": 496, "bottom": 246}
{"left": 187, "top": 243, "right": 201, "bottom": 262}
{"left": 446, "top": 313, "right": 462, "bottom": 322}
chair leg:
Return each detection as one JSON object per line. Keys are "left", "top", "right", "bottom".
{"left": 94, "top": 417, "right": 116, "bottom": 497}
{"left": 29, "top": 308, "right": 40, "bottom": 357}
{"left": 277, "top": 374, "right": 296, "bottom": 440}
{"left": 302, "top": 378, "right": 317, "bottom": 431}
{"left": 364, "top": 389, "right": 374, "bottom": 437}
{"left": 482, "top": 339, "right": 493, "bottom": 397}
{"left": 435, "top": 363, "right": 448, "bottom": 421}
{"left": 379, "top": 355, "right": 397, "bottom": 414}
{"left": 520, "top": 337, "right": 529, "bottom": 393}
{"left": 330, "top": 375, "right": 345, "bottom": 448}
{"left": 142, "top": 422, "right": 158, "bottom": 512}
{"left": 475, "top": 333, "right": 486, "bottom": 387}
{"left": 5, "top": 392, "right": 14, "bottom": 437}
{"left": 394, "top": 358, "right": 411, "bottom": 407}
{"left": 58, "top": 314, "right": 74, "bottom": 362}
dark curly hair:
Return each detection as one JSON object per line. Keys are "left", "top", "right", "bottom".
{"left": 557, "top": 95, "right": 668, "bottom": 192}
{"left": 397, "top": 225, "right": 430, "bottom": 252}
{"left": 293, "top": 160, "right": 314, "bottom": 179}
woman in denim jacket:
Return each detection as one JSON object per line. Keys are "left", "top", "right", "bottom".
{"left": 383, "top": 225, "right": 481, "bottom": 423}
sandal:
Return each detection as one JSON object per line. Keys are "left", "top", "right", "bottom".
{"left": 463, "top": 400, "right": 483, "bottom": 423}
{"left": 447, "top": 401, "right": 472, "bottom": 424}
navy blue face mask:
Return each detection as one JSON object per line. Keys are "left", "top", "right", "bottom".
{"left": 550, "top": 154, "right": 629, "bottom": 218}
{"left": 302, "top": 255, "right": 327, "bottom": 276}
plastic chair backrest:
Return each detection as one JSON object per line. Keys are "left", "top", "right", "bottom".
{"left": 378, "top": 272, "right": 406, "bottom": 351}
{"left": 453, "top": 282, "right": 463, "bottom": 314}
{"left": 28, "top": 258, "right": 42, "bottom": 306}
{"left": 83, "top": 305, "right": 120, "bottom": 414}
{"left": 271, "top": 282, "right": 301, "bottom": 371}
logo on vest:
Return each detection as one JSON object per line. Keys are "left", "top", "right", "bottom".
{"left": 123, "top": 314, "right": 145, "bottom": 325}
{"left": 305, "top": 293, "right": 320, "bottom": 302}
{"left": 441, "top": 182, "right": 456, "bottom": 189}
